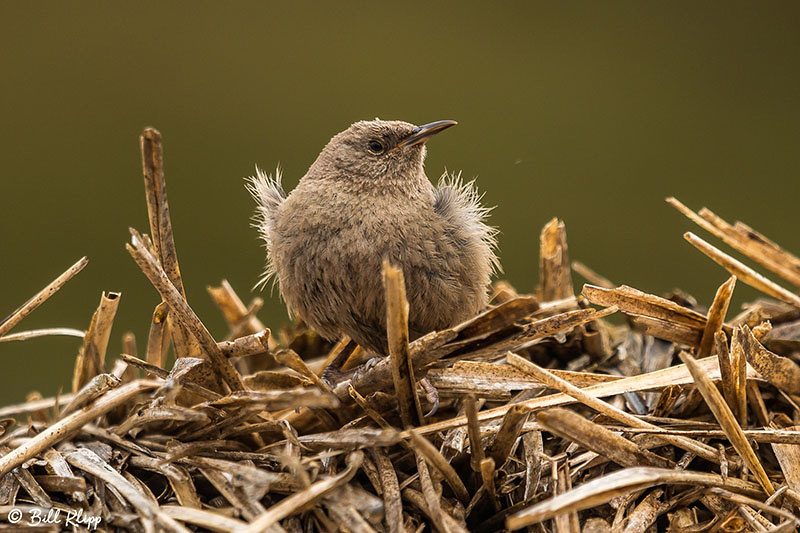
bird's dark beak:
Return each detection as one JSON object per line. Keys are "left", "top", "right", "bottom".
{"left": 394, "top": 120, "right": 457, "bottom": 150}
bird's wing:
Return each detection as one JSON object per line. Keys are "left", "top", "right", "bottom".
{"left": 245, "top": 165, "right": 287, "bottom": 289}
{"left": 433, "top": 171, "right": 502, "bottom": 275}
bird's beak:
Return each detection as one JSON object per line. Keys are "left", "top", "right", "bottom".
{"left": 394, "top": 120, "right": 457, "bottom": 150}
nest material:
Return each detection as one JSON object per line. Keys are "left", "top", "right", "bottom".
{"left": 1, "top": 129, "right": 800, "bottom": 532}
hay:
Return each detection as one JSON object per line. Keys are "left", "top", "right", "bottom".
{"left": 1, "top": 129, "right": 800, "bottom": 532}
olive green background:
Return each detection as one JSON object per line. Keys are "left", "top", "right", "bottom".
{"left": 2, "top": 2, "right": 799, "bottom": 405}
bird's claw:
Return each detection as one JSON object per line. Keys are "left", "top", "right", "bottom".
{"left": 350, "top": 356, "right": 383, "bottom": 383}
{"left": 420, "top": 378, "right": 440, "bottom": 417}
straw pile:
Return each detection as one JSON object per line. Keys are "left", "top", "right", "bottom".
{"left": 1, "top": 128, "right": 800, "bottom": 532}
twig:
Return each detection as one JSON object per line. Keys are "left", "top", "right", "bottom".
{"left": 0, "top": 256, "right": 88, "bottom": 337}
{"left": 0, "top": 380, "right": 158, "bottom": 477}
{"left": 127, "top": 229, "right": 245, "bottom": 391}
{"left": 73, "top": 291, "right": 121, "bottom": 392}
{"left": 0, "top": 328, "right": 84, "bottom": 342}
{"left": 383, "top": 261, "right": 423, "bottom": 427}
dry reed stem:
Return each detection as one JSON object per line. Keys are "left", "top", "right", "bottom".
{"left": 161, "top": 505, "right": 249, "bottom": 532}
{"left": 370, "top": 448, "right": 403, "bottom": 533}
{"left": 141, "top": 127, "right": 201, "bottom": 360}
{"left": 668, "top": 197, "right": 800, "bottom": 287}
{"left": 0, "top": 256, "right": 87, "bottom": 337}
{"left": 506, "top": 353, "right": 723, "bottom": 465}
{"left": 536, "top": 408, "right": 671, "bottom": 468}
{"left": 698, "top": 276, "right": 736, "bottom": 358}
{"left": 127, "top": 229, "right": 245, "bottom": 391}
{"left": 486, "top": 403, "right": 529, "bottom": 469}
{"left": 684, "top": 232, "right": 800, "bottom": 308}
{"left": 60, "top": 373, "right": 120, "bottom": 418}
{"left": 146, "top": 301, "right": 170, "bottom": 368}
{"left": 241, "top": 452, "right": 363, "bottom": 533}
{"left": 414, "top": 453, "right": 451, "bottom": 533}
{"left": 0, "top": 380, "right": 157, "bottom": 477}
{"left": 730, "top": 327, "right": 749, "bottom": 424}
{"left": 207, "top": 280, "right": 269, "bottom": 337}
{"left": 582, "top": 284, "right": 706, "bottom": 331}
{"left": 539, "top": 217, "right": 573, "bottom": 301}
{"left": 506, "top": 467, "right": 763, "bottom": 529}
{"left": 408, "top": 429, "right": 470, "bottom": 505}
{"left": 715, "top": 330, "right": 736, "bottom": 413}
{"left": 409, "top": 353, "right": 743, "bottom": 438}
{"left": 219, "top": 329, "right": 271, "bottom": 358}
{"left": 274, "top": 349, "right": 332, "bottom": 394}
{"left": 382, "top": 260, "right": 423, "bottom": 427}
{"left": 72, "top": 291, "right": 120, "bottom": 392}
{"left": 738, "top": 324, "right": 800, "bottom": 395}
{"left": 464, "top": 394, "right": 485, "bottom": 473}
{"left": 571, "top": 261, "right": 615, "bottom": 289}
{"left": 0, "top": 327, "right": 85, "bottom": 342}
{"left": 479, "top": 457, "right": 499, "bottom": 511}
{"left": 67, "top": 448, "right": 191, "bottom": 533}
{"left": 678, "top": 351, "right": 774, "bottom": 495}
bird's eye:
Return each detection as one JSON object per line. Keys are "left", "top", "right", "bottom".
{"left": 367, "top": 139, "right": 385, "bottom": 154}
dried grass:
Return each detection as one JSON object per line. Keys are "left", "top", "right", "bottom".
{"left": 1, "top": 131, "right": 800, "bottom": 531}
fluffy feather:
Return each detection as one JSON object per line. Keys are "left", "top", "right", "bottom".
{"left": 434, "top": 171, "right": 502, "bottom": 275}
{"left": 245, "top": 165, "right": 286, "bottom": 289}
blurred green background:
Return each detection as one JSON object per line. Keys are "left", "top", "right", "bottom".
{"left": 2, "top": 2, "right": 799, "bottom": 405}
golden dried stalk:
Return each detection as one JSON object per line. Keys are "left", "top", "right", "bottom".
{"left": 140, "top": 128, "right": 200, "bottom": 360}
{"left": 241, "top": 452, "right": 363, "bottom": 533}
{"left": 698, "top": 276, "right": 736, "bottom": 358}
{"left": 539, "top": 217, "right": 573, "bottom": 301}
{"left": 571, "top": 261, "right": 615, "bottom": 289}
{"left": 464, "top": 394, "right": 485, "bottom": 473}
{"left": 536, "top": 408, "right": 671, "bottom": 468}
{"left": 273, "top": 349, "right": 332, "bottom": 394}
{"left": 730, "top": 327, "right": 749, "bottom": 424}
{"left": 684, "top": 231, "right": 800, "bottom": 308}
{"left": 506, "top": 353, "right": 723, "bottom": 465}
{"left": 738, "top": 324, "right": 800, "bottom": 395}
{"left": 411, "top": 352, "right": 747, "bottom": 437}
{"left": 506, "top": 467, "right": 763, "bottom": 529}
{"left": 60, "top": 373, "right": 120, "bottom": 418}
{"left": 146, "top": 301, "right": 170, "bottom": 368}
{"left": 382, "top": 260, "right": 423, "bottom": 427}
{"left": 0, "top": 256, "right": 87, "bottom": 337}
{"left": 207, "top": 280, "right": 268, "bottom": 335}
{"left": 370, "top": 448, "right": 403, "bottom": 533}
{"left": 582, "top": 284, "right": 706, "bottom": 330}
{"left": 219, "top": 329, "right": 271, "bottom": 359}
{"left": 678, "top": 351, "right": 773, "bottom": 495}
{"left": 486, "top": 404, "right": 529, "bottom": 469}
{"left": 408, "top": 430, "right": 470, "bottom": 505}
{"left": 0, "top": 380, "right": 158, "bottom": 477}
{"left": 0, "top": 327, "right": 84, "bottom": 342}
{"left": 127, "top": 229, "right": 245, "bottom": 392}
{"left": 668, "top": 197, "right": 800, "bottom": 287}
{"left": 714, "top": 330, "right": 737, "bottom": 413}
{"left": 72, "top": 291, "right": 120, "bottom": 392}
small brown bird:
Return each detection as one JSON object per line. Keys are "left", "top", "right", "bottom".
{"left": 247, "top": 119, "right": 499, "bottom": 357}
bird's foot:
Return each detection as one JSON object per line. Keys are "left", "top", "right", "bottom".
{"left": 420, "top": 377, "right": 440, "bottom": 417}
{"left": 321, "top": 339, "right": 358, "bottom": 388}
{"left": 349, "top": 356, "right": 383, "bottom": 383}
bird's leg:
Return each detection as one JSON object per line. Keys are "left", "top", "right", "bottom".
{"left": 321, "top": 339, "right": 358, "bottom": 387}
{"left": 420, "top": 378, "right": 440, "bottom": 417}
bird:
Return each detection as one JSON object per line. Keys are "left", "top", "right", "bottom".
{"left": 247, "top": 119, "right": 499, "bottom": 359}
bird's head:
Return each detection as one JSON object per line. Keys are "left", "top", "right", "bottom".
{"left": 307, "top": 119, "right": 457, "bottom": 188}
